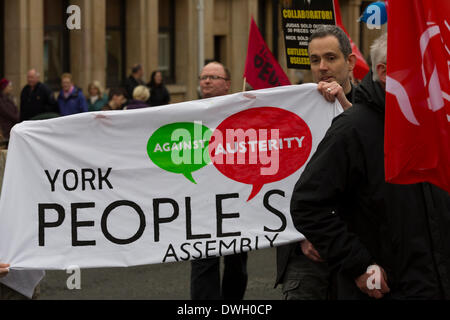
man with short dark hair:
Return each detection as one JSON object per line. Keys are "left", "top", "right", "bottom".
{"left": 101, "top": 88, "right": 127, "bottom": 111}
{"left": 308, "top": 25, "right": 356, "bottom": 110}
{"left": 20, "top": 69, "right": 59, "bottom": 121}
{"left": 276, "top": 25, "right": 356, "bottom": 300}
{"left": 190, "top": 61, "right": 248, "bottom": 301}
{"left": 123, "top": 64, "right": 145, "bottom": 100}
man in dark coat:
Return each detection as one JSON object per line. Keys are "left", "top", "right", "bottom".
{"left": 20, "top": 69, "right": 58, "bottom": 121}
{"left": 276, "top": 25, "right": 356, "bottom": 300}
{"left": 290, "top": 33, "right": 450, "bottom": 299}
{"left": 190, "top": 62, "right": 248, "bottom": 301}
{"left": 122, "top": 64, "right": 145, "bottom": 100}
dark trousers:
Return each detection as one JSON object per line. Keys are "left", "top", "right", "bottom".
{"left": 190, "top": 252, "right": 248, "bottom": 300}
{"left": 282, "top": 251, "right": 331, "bottom": 300}
{"left": 0, "top": 283, "right": 40, "bottom": 300}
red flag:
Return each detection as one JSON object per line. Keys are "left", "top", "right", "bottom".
{"left": 385, "top": 0, "right": 450, "bottom": 193}
{"left": 244, "top": 17, "right": 291, "bottom": 90}
{"left": 333, "top": 0, "right": 370, "bottom": 80}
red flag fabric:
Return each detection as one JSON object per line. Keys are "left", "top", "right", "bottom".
{"left": 244, "top": 17, "right": 291, "bottom": 90}
{"left": 333, "top": 0, "right": 370, "bottom": 80}
{"left": 385, "top": 0, "right": 450, "bottom": 193}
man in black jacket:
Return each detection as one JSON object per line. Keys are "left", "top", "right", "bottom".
{"left": 20, "top": 69, "right": 58, "bottom": 121}
{"left": 123, "top": 64, "right": 145, "bottom": 100}
{"left": 276, "top": 25, "right": 356, "bottom": 300}
{"left": 290, "top": 33, "right": 450, "bottom": 299}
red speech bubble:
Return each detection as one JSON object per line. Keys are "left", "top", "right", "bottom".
{"left": 209, "top": 107, "right": 312, "bottom": 201}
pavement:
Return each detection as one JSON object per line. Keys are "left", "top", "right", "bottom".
{"left": 38, "top": 247, "right": 282, "bottom": 300}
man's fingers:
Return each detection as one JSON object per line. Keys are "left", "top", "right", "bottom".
{"left": 365, "top": 287, "right": 384, "bottom": 299}
{"left": 380, "top": 278, "right": 390, "bottom": 294}
{"left": 317, "top": 81, "right": 342, "bottom": 101}
{"left": 378, "top": 267, "right": 390, "bottom": 293}
{"left": 304, "top": 251, "right": 318, "bottom": 261}
{"left": 310, "top": 248, "right": 324, "bottom": 261}
{"left": 0, "top": 264, "right": 10, "bottom": 279}
{"left": 381, "top": 268, "right": 388, "bottom": 281}
{"left": 372, "top": 290, "right": 383, "bottom": 299}
{"left": 317, "top": 82, "right": 327, "bottom": 90}
{"left": 304, "top": 249, "right": 320, "bottom": 262}
{"left": 324, "top": 94, "right": 336, "bottom": 102}
{"left": 321, "top": 87, "right": 337, "bottom": 102}
{"left": 305, "top": 250, "right": 324, "bottom": 262}
{"left": 300, "top": 240, "right": 325, "bottom": 262}
{"left": 307, "top": 254, "right": 323, "bottom": 262}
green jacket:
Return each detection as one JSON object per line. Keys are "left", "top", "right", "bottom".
{"left": 87, "top": 94, "right": 108, "bottom": 112}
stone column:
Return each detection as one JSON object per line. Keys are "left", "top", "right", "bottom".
{"left": 146, "top": 0, "right": 159, "bottom": 78}
{"left": 126, "top": 0, "right": 159, "bottom": 84}
{"left": 175, "top": 0, "right": 198, "bottom": 101}
{"left": 204, "top": 0, "right": 215, "bottom": 62}
{"left": 211, "top": 0, "right": 230, "bottom": 66}
{"left": 347, "top": 0, "right": 362, "bottom": 48}
{"left": 70, "top": 0, "right": 106, "bottom": 93}
{"left": 229, "top": 0, "right": 258, "bottom": 93}
{"left": 4, "top": 0, "right": 44, "bottom": 100}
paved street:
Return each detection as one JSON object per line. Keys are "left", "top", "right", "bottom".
{"left": 39, "top": 247, "right": 281, "bottom": 300}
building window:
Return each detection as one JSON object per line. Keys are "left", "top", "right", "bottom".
{"left": 214, "top": 36, "right": 227, "bottom": 65}
{"left": 44, "top": 0, "right": 70, "bottom": 90}
{"left": 158, "top": 33, "right": 171, "bottom": 75}
{"left": 0, "top": 0, "right": 4, "bottom": 77}
{"left": 258, "top": 0, "right": 267, "bottom": 42}
{"left": 106, "top": 0, "right": 126, "bottom": 89}
{"left": 159, "top": 0, "right": 175, "bottom": 83}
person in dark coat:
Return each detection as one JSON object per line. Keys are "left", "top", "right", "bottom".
{"left": 290, "top": 33, "right": 450, "bottom": 299}
{"left": 276, "top": 25, "right": 356, "bottom": 300}
{"left": 122, "top": 64, "right": 145, "bottom": 100}
{"left": 20, "top": 69, "right": 59, "bottom": 121}
{"left": 147, "top": 70, "right": 170, "bottom": 106}
{"left": 0, "top": 78, "right": 19, "bottom": 141}
{"left": 125, "top": 85, "right": 150, "bottom": 110}
{"left": 57, "top": 73, "right": 88, "bottom": 116}
{"left": 190, "top": 62, "right": 249, "bottom": 301}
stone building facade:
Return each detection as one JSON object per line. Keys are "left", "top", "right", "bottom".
{"left": 0, "top": 0, "right": 384, "bottom": 104}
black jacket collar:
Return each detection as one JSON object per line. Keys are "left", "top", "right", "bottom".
{"left": 354, "top": 71, "right": 386, "bottom": 114}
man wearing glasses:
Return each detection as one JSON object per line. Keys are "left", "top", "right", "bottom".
{"left": 190, "top": 61, "right": 248, "bottom": 300}
{"left": 198, "top": 62, "right": 231, "bottom": 98}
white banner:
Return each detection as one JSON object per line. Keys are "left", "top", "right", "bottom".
{"left": 0, "top": 84, "right": 341, "bottom": 270}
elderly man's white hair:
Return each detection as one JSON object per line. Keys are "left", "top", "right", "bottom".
{"left": 28, "top": 68, "right": 41, "bottom": 78}
{"left": 370, "top": 33, "right": 387, "bottom": 82}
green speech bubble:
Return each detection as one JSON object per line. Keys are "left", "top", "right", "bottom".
{"left": 147, "top": 122, "right": 212, "bottom": 183}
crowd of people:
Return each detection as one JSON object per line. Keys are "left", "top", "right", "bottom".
{"left": 0, "top": 65, "right": 171, "bottom": 145}
{"left": 1, "top": 24, "right": 450, "bottom": 301}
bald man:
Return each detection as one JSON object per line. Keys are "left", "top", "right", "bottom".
{"left": 20, "top": 69, "right": 58, "bottom": 121}
{"left": 190, "top": 62, "right": 248, "bottom": 301}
